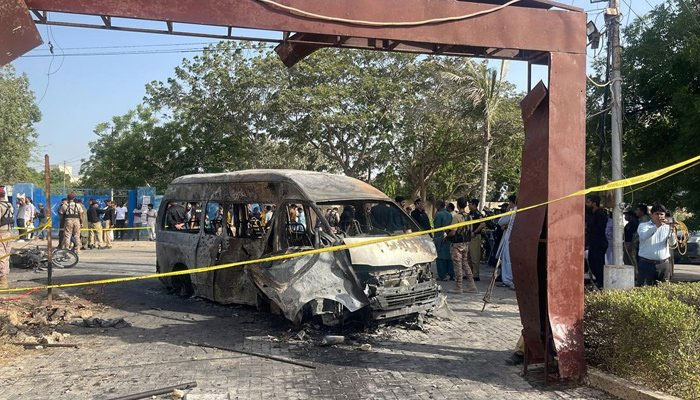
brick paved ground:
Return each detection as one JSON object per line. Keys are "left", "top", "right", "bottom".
{"left": 0, "top": 241, "right": 611, "bottom": 400}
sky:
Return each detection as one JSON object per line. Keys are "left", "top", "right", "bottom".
{"left": 10, "top": 0, "right": 663, "bottom": 176}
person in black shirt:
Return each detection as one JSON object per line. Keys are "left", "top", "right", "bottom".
{"left": 467, "top": 199, "right": 486, "bottom": 281}
{"left": 410, "top": 198, "right": 432, "bottom": 235}
{"left": 166, "top": 202, "right": 187, "bottom": 231}
{"left": 585, "top": 194, "right": 608, "bottom": 288}
{"left": 623, "top": 210, "right": 640, "bottom": 277}
{"left": 102, "top": 201, "right": 116, "bottom": 248}
{"left": 87, "top": 201, "right": 104, "bottom": 249}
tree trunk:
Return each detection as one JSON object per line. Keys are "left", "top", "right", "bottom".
{"left": 479, "top": 118, "right": 492, "bottom": 209}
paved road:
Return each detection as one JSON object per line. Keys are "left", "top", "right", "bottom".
{"left": 0, "top": 241, "right": 610, "bottom": 400}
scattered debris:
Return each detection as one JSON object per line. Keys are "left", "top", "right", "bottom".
{"left": 171, "top": 388, "right": 185, "bottom": 399}
{"left": 185, "top": 342, "right": 316, "bottom": 369}
{"left": 70, "top": 317, "right": 131, "bottom": 329}
{"left": 358, "top": 343, "right": 372, "bottom": 351}
{"left": 295, "top": 330, "right": 307, "bottom": 341}
{"left": 12, "top": 342, "right": 78, "bottom": 349}
{"left": 1, "top": 291, "right": 103, "bottom": 363}
{"left": 320, "top": 335, "right": 345, "bottom": 346}
{"left": 107, "top": 381, "right": 197, "bottom": 400}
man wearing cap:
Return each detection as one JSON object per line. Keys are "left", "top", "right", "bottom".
{"left": 59, "top": 193, "right": 84, "bottom": 253}
{"left": 0, "top": 186, "right": 14, "bottom": 289}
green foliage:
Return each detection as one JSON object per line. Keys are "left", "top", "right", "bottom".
{"left": 588, "top": 0, "right": 700, "bottom": 227}
{"left": 0, "top": 65, "right": 41, "bottom": 184}
{"left": 22, "top": 167, "right": 75, "bottom": 192}
{"left": 80, "top": 42, "right": 523, "bottom": 199}
{"left": 585, "top": 284, "right": 700, "bottom": 398}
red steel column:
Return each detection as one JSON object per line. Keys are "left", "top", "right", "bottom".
{"left": 546, "top": 51, "right": 587, "bottom": 380}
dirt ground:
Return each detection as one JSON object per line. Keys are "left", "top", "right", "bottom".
{"left": 0, "top": 239, "right": 612, "bottom": 400}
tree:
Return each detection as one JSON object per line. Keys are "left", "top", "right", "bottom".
{"left": 612, "top": 0, "right": 700, "bottom": 226}
{"left": 269, "top": 49, "right": 409, "bottom": 179}
{"left": 440, "top": 60, "right": 510, "bottom": 208}
{"left": 0, "top": 65, "right": 41, "bottom": 183}
{"left": 385, "top": 57, "right": 482, "bottom": 201}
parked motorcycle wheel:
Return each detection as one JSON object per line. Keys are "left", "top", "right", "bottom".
{"left": 52, "top": 249, "right": 79, "bottom": 268}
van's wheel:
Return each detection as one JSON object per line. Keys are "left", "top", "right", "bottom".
{"left": 170, "top": 265, "right": 194, "bottom": 298}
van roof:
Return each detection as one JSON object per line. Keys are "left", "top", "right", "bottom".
{"left": 170, "top": 169, "right": 389, "bottom": 202}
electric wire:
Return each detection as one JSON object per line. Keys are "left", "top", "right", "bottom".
{"left": 253, "top": 0, "right": 523, "bottom": 26}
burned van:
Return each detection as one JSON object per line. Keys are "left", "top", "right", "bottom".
{"left": 156, "top": 170, "right": 440, "bottom": 325}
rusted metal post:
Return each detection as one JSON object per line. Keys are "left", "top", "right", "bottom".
{"left": 45, "top": 154, "right": 52, "bottom": 305}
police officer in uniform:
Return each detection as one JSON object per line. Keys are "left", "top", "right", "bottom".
{"left": 0, "top": 186, "right": 14, "bottom": 289}
{"left": 59, "top": 193, "right": 84, "bottom": 253}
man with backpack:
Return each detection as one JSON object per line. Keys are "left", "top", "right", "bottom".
{"left": 447, "top": 197, "right": 478, "bottom": 294}
{"left": 0, "top": 186, "right": 14, "bottom": 289}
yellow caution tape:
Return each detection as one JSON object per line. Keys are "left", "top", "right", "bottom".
{"left": 0, "top": 223, "right": 52, "bottom": 243}
{"left": 13, "top": 225, "right": 151, "bottom": 232}
{"left": 1, "top": 154, "right": 699, "bottom": 294}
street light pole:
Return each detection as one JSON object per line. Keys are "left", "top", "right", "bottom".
{"left": 607, "top": 0, "right": 624, "bottom": 265}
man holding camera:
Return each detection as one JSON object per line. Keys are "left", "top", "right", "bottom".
{"left": 637, "top": 204, "right": 677, "bottom": 286}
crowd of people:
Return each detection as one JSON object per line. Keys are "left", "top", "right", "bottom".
{"left": 401, "top": 195, "right": 518, "bottom": 295}
{"left": 585, "top": 194, "right": 678, "bottom": 288}
{"left": 2, "top": 193, "right": 158, "bottom": 254}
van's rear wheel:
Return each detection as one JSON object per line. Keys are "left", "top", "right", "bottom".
{"left": 170, "top": 264, "right": 194, "bottom": 298}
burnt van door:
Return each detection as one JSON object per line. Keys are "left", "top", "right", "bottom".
{"left": 246, "top": 203, "right": 368, "bottom": 323}
{"left": 157, "top": 201, "right": 200, "bottom": 289}
{"left": 192, "top": 201, "right": 223, "bottom": 300}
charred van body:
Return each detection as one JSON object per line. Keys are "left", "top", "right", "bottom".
{"left": 156, "top": 170, "right": 440, "bottom": 325}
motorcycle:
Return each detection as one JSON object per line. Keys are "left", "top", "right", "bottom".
{"left": 9, "top": 246, "right": 79, "bottom": 271}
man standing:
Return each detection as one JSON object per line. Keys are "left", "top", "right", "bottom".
{"left": 132, "top": 204, "right": 147, "bottom": 241}
{"left": 25, "top": 198, "right": 36, "bottom": 240}
{"left": 623, "top": 210, "right": 639, "bottom": 276}
{"left": 114, "top": 202, "right": 128, "bottom": 240}
{"left": 146, "top": 204, "right": 157, "bottom": 241}
{"left": 432, "top": 200, "right": 454, "bottom": 281}
{"left": 15, "top": 198, "right": 26, "bottom": 241}
{"left": 585, "top": 194, "right": 608, "bottom": 289}
{"left": 36, "top": 203, "right": 48, "bottom": 240}
{"left": 77, "top": 199, "right": 88, "bottom": 250}
{"left": 468, "top": 199, "right": 486, "bottom": 281}
{"left": 637, "top": 204, "right": 676, "bottom": 286}
{"left": 411, "top": 198, "right": 432, "bottom": 234}
{"left": 0, "top": 187, "right": 14, "bottom": 289}
{"left": 102, "top": 201, "right": 116, "bottom": 248}
{"left": 87, "top": 201, "right": 103, "bottom": 249}
{"left": 497, "top": 195, "right": 517, "bottom": 290}
{"left": 59, "top": 193, "right": 83, "bottom": 253}
{"left": 447, "top": 197, "right": 478, "bottom": 294}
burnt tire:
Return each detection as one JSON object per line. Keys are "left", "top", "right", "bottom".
{"left": 52, "top": 249, "right": 78, "bottom": 268}
{"left": 169, "top": 265, "right": 194, "bottom": 298}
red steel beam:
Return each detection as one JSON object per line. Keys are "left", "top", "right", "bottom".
{"left": 546, "top": 51, "right": 587, "bottom": 380}
{"left": 24, "top": 0, "right": 586, "bottom": 55}
{"left": 0, "top": 0, "right": 41, "bottom": 65}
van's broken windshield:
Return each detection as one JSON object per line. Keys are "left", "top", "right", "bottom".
{"left": 318, "top": 200, "right": 417, "bottom": 237}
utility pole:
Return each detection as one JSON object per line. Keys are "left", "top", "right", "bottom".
{"left": 607, "top": 0, "right": 624, "bottom": 265}
{"left": 62, "top": 160, "right": 66, "bottom": 195}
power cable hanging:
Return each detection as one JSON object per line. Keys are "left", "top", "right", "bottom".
{"left": 253, "top": 0, "right": 523, "bottom": 26}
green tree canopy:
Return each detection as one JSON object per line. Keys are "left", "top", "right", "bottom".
{"left": 0, "top": 65, "right": 41, "bottom": 184}
{"left": 609, "top": 0, "right": 700, "bottom": 225}
{"left": 80, "top": 42, "right": 524, "bottom": 204}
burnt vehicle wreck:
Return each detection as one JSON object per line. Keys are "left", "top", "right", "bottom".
{"left": 156, "top": 170, "right": 440, "bottom": 325}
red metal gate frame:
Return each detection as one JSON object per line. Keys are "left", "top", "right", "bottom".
{"left": 0, "top": 0, "right": 587, "bottom": 380}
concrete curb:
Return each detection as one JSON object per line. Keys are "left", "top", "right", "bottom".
{"left": 587, "top": 368, "right": 683, "bottom": 400}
